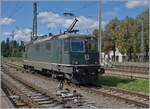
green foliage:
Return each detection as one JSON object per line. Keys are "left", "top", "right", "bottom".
{"left": 1, "top": 38, "right": 24, "bottom": 57}
{"left": 92, "top": 29, "right": 99, "bottom": 38}
{"left": 97, "top": 76, "right": 149, "bottom": 93}
{"left": 102, "top": 18, "right": 120, "bottom": 53}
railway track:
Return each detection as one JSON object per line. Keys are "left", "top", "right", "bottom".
{"left": 104, "top": 64, "right": 149, "bottom": 80}
{"left": 2, "top": 61, "right": 149, "bottom": 108}
{"left": 1, "top": 63, "right": 98, "bottom": 108}
{"left": 112, "top": 64, "right": 148, "bottom": 69}
{"left": 104, "top": 72, "right": 148, "bottom": 80}
{"left": 2, "top": 74, "right": 46, "bottom": 108}
{"left": 105, "top": 65, "right": 148, "bottom": 75}
{"left": 89, "top": 86, "right": 149, "bottom": 108}
{"left": 4, "top": 60, "right": 148, "bottom": 80}
{"left": 68, "top": 83, "right": 149, "bottom": 108}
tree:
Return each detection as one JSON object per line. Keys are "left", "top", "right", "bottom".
{"left": 102, "top": 18, "right": 120, "bottom": 61}
{"left": 117, "top": 16, "right": 135, "bottom": 61}
{"left": 1, "top": 38, "right": 25, "bottom": 57}
{"left": 92, "top": 29, "right": 99, "bottom": 38}
{"left": 1, "top": 40, "right": 6, "bottom": 57}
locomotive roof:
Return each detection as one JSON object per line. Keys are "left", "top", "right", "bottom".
{"left": 28, "top": 33, "right": 94, "bottom": 45}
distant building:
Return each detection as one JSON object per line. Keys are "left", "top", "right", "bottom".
{"left": 104, "top": 48, "right": 149, "bottom": 63}
{"left": 105, "top": 48, "right": 127, "bottom": 62}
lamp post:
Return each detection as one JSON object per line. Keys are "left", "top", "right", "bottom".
{"left": 141, "top": 20, "right": 144, "bottom": 62}
{"left": 10, "top": 31, "right": 15, "bottom": 57}
{"left": 126, "top": 24, "right": 133, "bottom": 61}
{"left": 138, "top": 19, "right": 144, "bottom": 62}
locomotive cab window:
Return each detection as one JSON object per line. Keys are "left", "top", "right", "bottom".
{"left": 85, "top": 40, "right": 97, "bottom": 52}
{"left": 71, "top": 41, "right": 84, "bottom": 52}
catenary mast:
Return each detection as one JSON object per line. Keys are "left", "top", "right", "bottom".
{"left": 32, "top": 2, "right": 37, "bottom": 41}
{"left": 98, "top": 0, "right": 102, "bottom": 64}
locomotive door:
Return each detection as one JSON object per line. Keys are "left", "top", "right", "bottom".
{"left": 61, "top": 39, "right": 70, "bottom": 64}
{"left": 59, "top": 39, "right": 63, "bottom": 64}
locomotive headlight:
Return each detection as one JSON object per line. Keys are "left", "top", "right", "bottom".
{"left": 98, "top": 69, "right": 101, "bottom": 72}
{"left": 91, "top": 72, "right": 95, "bottom": 75}
{"left": 75, "top": 61, "right": 78, "bottom": 65}
{"left": 101, "top": 62, "right": 104, "bottom": 67}
{"left": 95, "top": 61, "right": 98, "bottom": 64}
{"left": 76, "top": 69, "right": 79, "bottom": 72}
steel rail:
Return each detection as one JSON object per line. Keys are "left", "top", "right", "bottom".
{"left": 105, "top": 67, "right": 148, "bottom": 74}
{"left": 112, "top": 64, "right": 148, "bottom": 69}
{"left": 101, "top": 85, "right": 149, "bottom": 100}
{"left": 104, "top": 72, "right": 148, "bottom": 80}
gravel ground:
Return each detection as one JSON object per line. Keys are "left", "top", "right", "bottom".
{"left": 0, "top": 88, "right": 14, "bottom": 108}
{"left": 3, "top": 64, "right": 140, "bottom": 108}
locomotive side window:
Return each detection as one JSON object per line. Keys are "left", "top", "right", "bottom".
{"left": 45, "top": 42, "right": 51, "bottom": 51}
{"left": 71, "top": 41, "right": 84, "bottom": 52}
{"left": 64, "top": 40, "right": 70, "bottom": 51}
{"left": 35, "top": 44, "right": 40, "bottom": 51}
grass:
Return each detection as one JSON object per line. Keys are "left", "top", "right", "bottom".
{"left": 96, "top": 76, "right": 149, "bottom": 94}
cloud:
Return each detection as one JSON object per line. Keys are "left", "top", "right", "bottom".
{"left": 105, "top": 7, "right": 119, "bottom": 18}
{"left": 2, "top": 28, "right": 43, "bottom": 42}
{"left": 2, "top": 32, "right": 12, "bottom": 36}
{"left": 102, "top": 21, "right": 108, "bottom": 30}
{"left": 13, "top": 28, "right": 32, "bottom": 42}
{"left": 105, "top": 11, "right": 117, "bottom": 17}
{"left": 38, "top": 11, "right": 100, "bottom": 33}
{"left": 0, "top": 17, "right": 16, "bottom": 25}
{"left": 126, "top": 0, "right": 149, "bottom": 8}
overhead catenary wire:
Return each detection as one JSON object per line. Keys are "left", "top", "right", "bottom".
{"left": 1, "top": 2, "right": 24, "bottom": 26}
{"left": 70, "top": 2, "right": 96, "bottom": 14}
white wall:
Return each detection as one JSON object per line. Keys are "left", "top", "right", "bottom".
{"left": 105, "top": 48, "right": 125, "bottom": 62}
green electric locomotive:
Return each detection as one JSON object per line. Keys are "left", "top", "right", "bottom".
{"left": 23, "top": 13, "right": 104, "bottom": 84}
{"left": 23, "top": 33, "right": 104, "bottom": 84}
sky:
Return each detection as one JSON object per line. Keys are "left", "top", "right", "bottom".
{"left": 0, "top": 0, "right": 149, "bottom": 42}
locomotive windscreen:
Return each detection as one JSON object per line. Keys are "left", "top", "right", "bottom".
{"left": 71, "top": 41, "right": 84, "bottom": 52}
